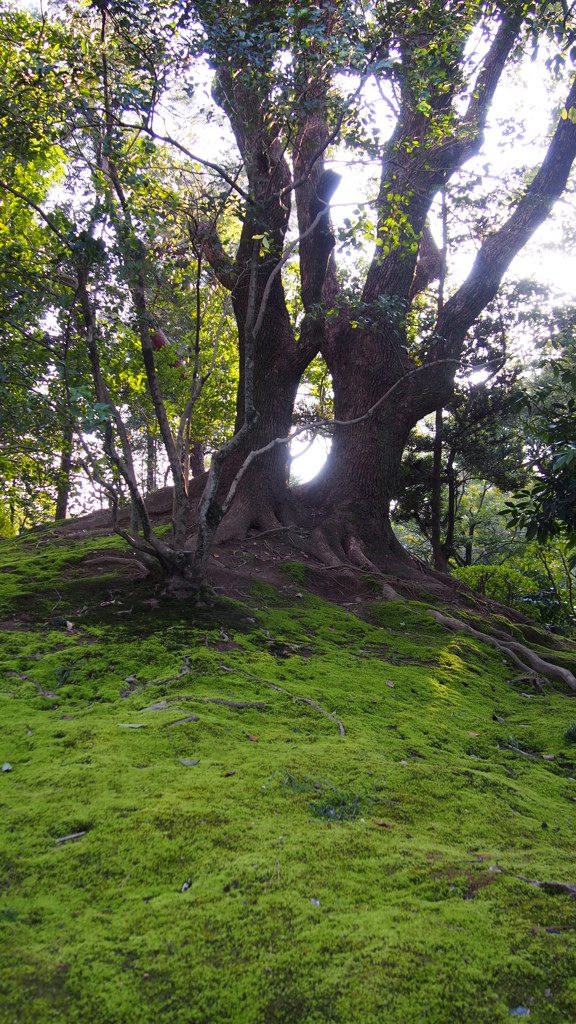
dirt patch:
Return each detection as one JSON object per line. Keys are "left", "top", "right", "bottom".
{"left": 0, "top": 615, "right": 32, "bottom": 631}
{"left": 212, "top": 640, "right": 245, "bottom": 653}
{"left": 41, "top": 509, "right": 576, "bottom": 664}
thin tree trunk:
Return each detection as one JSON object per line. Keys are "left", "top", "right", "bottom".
{"left": 431, "top": 408, "right": 445, "bottom": 571}
{"left": 55, "top": 419, "right": 74, "bottom": 521}
{"left": 146, "top": 427, "right": 156, "bottom": 494}
{"left": 190, "top": 441, "right": 205, "bottom": 478}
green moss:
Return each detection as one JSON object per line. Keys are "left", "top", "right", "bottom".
{"left": 279, "top": 561, "right": 307, "bottom": 585}
{"left": 2, "top": 531, "right": 576, "bottom": 1021}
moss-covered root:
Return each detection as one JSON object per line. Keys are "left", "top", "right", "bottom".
{"left": 428, "top": 608, "right": 576, "bottom": 691}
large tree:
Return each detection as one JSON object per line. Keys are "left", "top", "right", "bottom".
{"left": 3, "top": 0, "right": 576, "bottom": 590}
{"left": 188, "top": 0, "right": 576, "bottom": 572}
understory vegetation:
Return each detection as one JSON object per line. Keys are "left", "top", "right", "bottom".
{"left": 2, "top": 527, "right": 576, "bottom": 1023}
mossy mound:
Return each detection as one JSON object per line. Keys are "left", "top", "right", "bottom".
{"left": 2, "top": 530, "right": 576, "bottom": 1022}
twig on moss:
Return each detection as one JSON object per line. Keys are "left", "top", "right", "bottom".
{"left": 219, "top": 663, "right": 346, "bottom": 736}
{"left": 204, "top": 698, "right": 268, "bottom": 709}
{"left": 124, "top": 656, "right": 193, "bottom": 696}
{"left": 293, "top": 696, "right": 346, "bottom": 737}
{"left": 55, "top": 831, "right": 87, "bottom": 846}
{"left": 497, "top": 741, "right": 538, "bottom": 760}
{"left": 219, "top": 663, "right": 285, "bottom": 692}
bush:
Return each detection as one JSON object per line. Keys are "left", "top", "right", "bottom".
{"left": 453, "top": 564, "right": 537, "bottom": 609}
{"left": 453, "top": 561, "right": 574, "bottom": 630}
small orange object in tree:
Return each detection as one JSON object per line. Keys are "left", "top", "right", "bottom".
{"left": 151, "top": 328, "right": 168, "bottom": 350}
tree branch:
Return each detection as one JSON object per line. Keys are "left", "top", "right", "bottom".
{"left": 192, "top": 221, "right": 237, "bottom": 290}
{"left": 434, "top": 74, "right": 576, "bottom": 358}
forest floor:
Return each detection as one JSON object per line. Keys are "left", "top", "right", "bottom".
{"left": 2, "top": 522, "right": 576, "bottom": 1023}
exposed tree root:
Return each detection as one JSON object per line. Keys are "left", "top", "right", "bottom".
{"left": 80, "top": 552, "right": 151, "bottom": 578}
{"left": 214, "top": 489, "right": 296, "bottom": 544}
{"left": 310, "top": 527, "right": 346, "bottom": 568}
{"left": 515, "top": 875, "right": 576, "bottom": 898}
{"left": 428, "top": 609, "right": 576, "bottom": 692}
{"left": 345, "top": 535, "right": 381, "bottom": 572}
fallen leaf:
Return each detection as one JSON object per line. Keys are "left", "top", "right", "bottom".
{"left": 467, "top": 731, "right": 480, "bottom": 737}
{"left": 374, "top": 820, "right": 394, "bottom": 828}
{"left": 246, "top": 734, "right": 259, "bottom": 742}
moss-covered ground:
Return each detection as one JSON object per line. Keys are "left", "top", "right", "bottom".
{"left": 2, "top": 531, "right": 576, "bottom": 1022}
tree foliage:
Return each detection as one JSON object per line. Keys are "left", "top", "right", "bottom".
{"left": 506, "top": 317, "right": 576, "bottom": 549}
{"left": 2, "top": 0, "right": 576, "bottom": 594}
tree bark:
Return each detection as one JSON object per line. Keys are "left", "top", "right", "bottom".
{"left": 190, "top": 441, "right": 205, "bottom": 479}
{"left": 54, "top": 418, "right": 74, "bottom": 522}
{"left": 197, "top": 10, "right": 340, "bottom": 540}
{"left": 431, "top": 409, "right": 445, "bottom": 572}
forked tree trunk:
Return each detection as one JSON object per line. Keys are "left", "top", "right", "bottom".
{"left": 180, "top": 6, "right": 576, "bottom": 590}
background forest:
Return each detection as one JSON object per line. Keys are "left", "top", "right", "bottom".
{"left": 2, "top": 0, "right": 576, "bottom": 620}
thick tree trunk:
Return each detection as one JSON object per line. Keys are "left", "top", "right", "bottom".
{"left": 298, "top": 322, "right": 445, "bottom": 568}
{"left": 213, "top": 366, "right": 301, "bottom": 540}
{"left": 301, "top": 419, "right": 411, "bottom": 567}
{"left": 189, "top": 5, "right": 576, "bottom": 586}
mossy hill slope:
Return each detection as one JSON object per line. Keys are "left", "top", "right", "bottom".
{"left": 2, "top": 530, "right": 576, "bottom": 1023}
